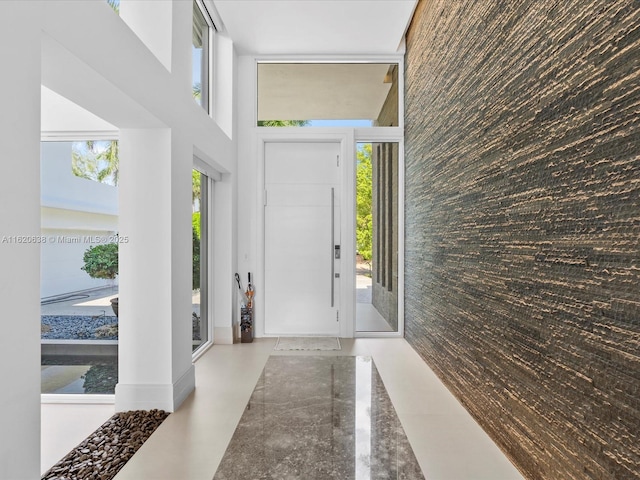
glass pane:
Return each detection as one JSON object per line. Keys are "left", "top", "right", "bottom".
{"left": 257, "top": 63, "right": 399, "bottom": 127}
{"left": 192, "top": 1, "right": 209, "bottom": 110}
{"left": 107, "top": 0, "right": 119, "bottom": 14}
{"left": 356, "top": 142, "right": 399, "bottom": 332}
{"left": 192, "top": 170, "right": 208, "bottom": 352}
{"left": 41, "top": 140, "right": 119, "bottom": 394}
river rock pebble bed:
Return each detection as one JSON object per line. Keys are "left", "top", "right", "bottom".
{"left": 41, "top": 315, "right": 118, "bottom": 340}
{"left": 41, "top": 409, "right": 169, "bottom": 480}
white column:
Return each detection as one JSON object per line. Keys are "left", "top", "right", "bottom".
{"left": 115, "top": 128, "right": 194, "bottom": 412}
{"left": 169, "top": 129, "right": 196, "bottom": 402}
{"left": 0, "top": 3, "right": 42, "bottom": 479}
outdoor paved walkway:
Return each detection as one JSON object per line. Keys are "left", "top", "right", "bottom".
{"left": 41, "top": 286, "right": 119, "bottom": 317}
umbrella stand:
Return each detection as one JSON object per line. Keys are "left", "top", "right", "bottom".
{"left": 237, "top": 272, "right": 254, "bottom": 343}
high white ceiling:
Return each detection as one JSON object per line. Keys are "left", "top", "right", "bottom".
{"left": 212, "top": 0, "right": 418, "bottom": 55}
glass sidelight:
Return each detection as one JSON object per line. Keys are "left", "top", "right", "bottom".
{"left": 355, "top": 142, "right": 399, "bottom": 333}
{"left": 192, "top": 169, "right": 209, "bottom": 352}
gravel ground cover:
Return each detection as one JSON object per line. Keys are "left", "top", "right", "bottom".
{"left": 42, "top": 315, "right": 118, "bottom": 340}
{"left": 41, "top": 409, "right": 169, "bottom": 480}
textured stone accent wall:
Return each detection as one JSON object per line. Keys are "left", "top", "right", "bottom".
{"left": 404, "top": 1, "right": 639, "bottom": 479}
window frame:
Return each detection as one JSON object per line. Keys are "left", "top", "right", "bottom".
{"left": 193, "top": 0, "right": 215, "bottom": 114}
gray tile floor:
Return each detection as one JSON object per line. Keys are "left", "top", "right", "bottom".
{"left": 214, "top": 355, "right": 424, "bottom": 479}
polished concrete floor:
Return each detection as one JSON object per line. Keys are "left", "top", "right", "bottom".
{"left": 42, "top": 338, "right": 525, "bottom": 480}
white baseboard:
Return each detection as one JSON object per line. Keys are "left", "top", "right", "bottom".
{"left": 114, "top": 365, "right": 195, "bottom": 412}
{"left": 214, "top": 326, "right": 234, "bottom": 344}
{"left": 173, "top": 364, "right": 195, "bottom": 409}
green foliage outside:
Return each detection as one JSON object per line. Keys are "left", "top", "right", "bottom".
{"left": 192, "top": 169, "right": 202, "bottom": 291}
{"left": 356, "top": 144, "right": 373, "bottom": 261}
{"left": 193, "top": 83, "right": 201, "bottom": 101}
{"left": 192, "top": 170, "right": 201, "bottom": 205}
{"left": 257, "top": 120, "right": 309, "bottom": 127}
{"left": 72, "top": 140, "right": 119, "bottom": 186}
{"left": 193, "top": 212, "right": 201, "bottom": 291}
{"left": 81, "top": 243, "right": 119, "bottom": 280}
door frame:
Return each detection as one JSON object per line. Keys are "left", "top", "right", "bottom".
{"left": 255, "top": 129, "right": 405, "bottom": 339}
{"left": 256, "top": 131, "right": 354, "bottom": 338}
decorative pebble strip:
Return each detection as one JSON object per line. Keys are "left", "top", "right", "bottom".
{"left": 41, "top": 409, "right": 169, "bottom": 480}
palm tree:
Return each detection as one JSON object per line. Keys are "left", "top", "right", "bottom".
{"left": 72, "top": 140, "right": 119, "bottom": 186}
{"left": 193, "top": 83, "right": 202, "bottom": 102}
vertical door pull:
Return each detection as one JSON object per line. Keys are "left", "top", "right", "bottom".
{"left": 331, "top": 187, "right": 335, "bottom": 307}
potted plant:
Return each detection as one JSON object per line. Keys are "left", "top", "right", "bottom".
{"left": 81, "top": 242, "right": 119, "bottom": 316}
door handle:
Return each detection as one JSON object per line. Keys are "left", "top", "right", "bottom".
{"left": 331, "top": 187, "right": 335, "bottom": 307}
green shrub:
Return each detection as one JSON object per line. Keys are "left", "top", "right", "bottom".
{"left": 81, "top": 243, "right": 118, "bottom": 279}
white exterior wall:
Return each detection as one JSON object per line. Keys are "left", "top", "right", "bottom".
{"left": 41, "top": 228, "right": 117, "bottom": 298}
{"left": 41, "top": 141, "right": 118, "bottom": 216}
{"left": 40, "top": 141, "right": 118, "bottom": 297}
{"left": 0, "top": 0, "right": 237, "bottom": 474}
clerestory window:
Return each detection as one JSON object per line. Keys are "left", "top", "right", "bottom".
{"left": 193, "top": 0, "right": 214, "bottom": 113}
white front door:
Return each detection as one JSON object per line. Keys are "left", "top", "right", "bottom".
{"left": 264, "top": 142, "right": 341, "bottom": 335}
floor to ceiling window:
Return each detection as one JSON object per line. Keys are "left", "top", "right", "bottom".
{"left": 192, "top": 168, "right": 210, "bottom": 352}
{"left": 40, "top": 139, "right": 119, "bottom": 396}
{"left": 355, "top": 141, "right": 400, "bottom": 333}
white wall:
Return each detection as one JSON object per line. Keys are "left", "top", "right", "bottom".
{"left": 0, "top": 4, "right": 42, "bottom": 478}
{"left": 0, "top": 0, "right": 237, "bottom": 474}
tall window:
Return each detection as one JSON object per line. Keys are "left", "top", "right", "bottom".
{"left": 193, "top": 0, "right": 212, "bottom": 112}
{"left": 41, "top": 140, "right": 119, "bottom": 396}
{"left": 192, "top": 169, "right": 209, "bottom": 352}
{"left": 355, "top": 142, "right": 399, "bottom": 334}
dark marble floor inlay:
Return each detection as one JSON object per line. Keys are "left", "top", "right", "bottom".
{"left": 214, "top": 356, "right": 424, "bottom": 480}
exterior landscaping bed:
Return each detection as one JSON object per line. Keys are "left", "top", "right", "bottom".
{"left": 41, "top": 315, "right": 118, "bottom": 340}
